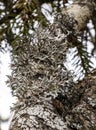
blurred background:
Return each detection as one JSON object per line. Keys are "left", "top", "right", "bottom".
{"left": 0, "top": 49, "right": 16, "bottom": 130}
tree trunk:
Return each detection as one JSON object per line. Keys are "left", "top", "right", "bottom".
{"left": 9, "top": 1, "right": 96, "bottom": 130}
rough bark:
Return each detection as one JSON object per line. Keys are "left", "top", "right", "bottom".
{"left": 8, "top": 1, "right": 96, "bottom": 130}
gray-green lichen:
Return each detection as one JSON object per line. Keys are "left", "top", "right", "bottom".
{"left": 8, "top": 1, "right": 96, "bottom": 130}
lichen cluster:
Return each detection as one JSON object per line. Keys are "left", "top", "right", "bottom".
{"left": 8, "top": 11, "right": 74, "bottom": 129}
{"left": 8, "top": 2, "right": 96, "bottom": 130}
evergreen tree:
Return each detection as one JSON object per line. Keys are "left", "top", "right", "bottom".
{"left": 0, "top": 0, "right": 96, "bottom": 129}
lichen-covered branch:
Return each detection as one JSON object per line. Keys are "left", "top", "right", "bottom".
{"left": 8, "top": 1, "right": 96, "bottom": 130}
